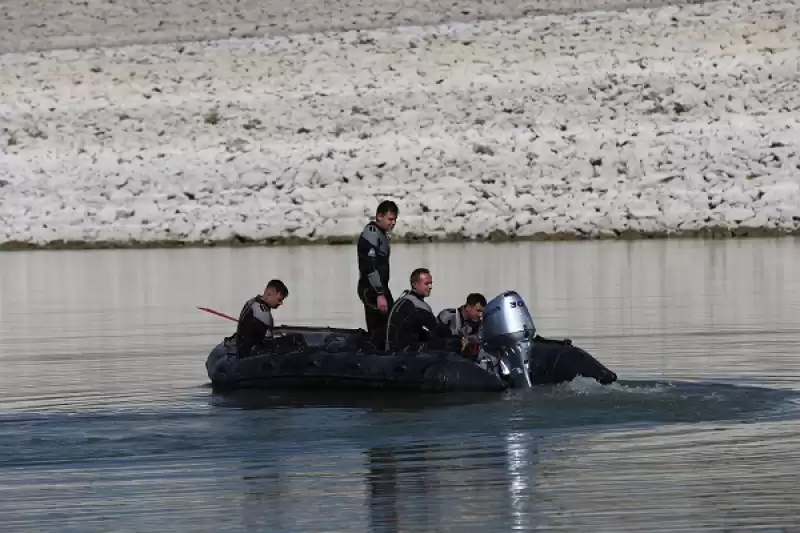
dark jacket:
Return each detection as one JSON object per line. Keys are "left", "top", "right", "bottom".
{"left": 385, "top": 291, "right": 459, "bottom": 352}
{"left": 437, "top": 306, "right": 483, "bottom": 343}
{"left": 234, "top": 295, "right": 274, "bottom": 357}
{"left": 357, "top": 221, "right": 391, "bottom": 304}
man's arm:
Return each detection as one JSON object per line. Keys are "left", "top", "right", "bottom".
{"left": 385, "top": 298, "right": 412, "bottom": 351}
{"left": 436, "top": 308, "right": 458, "bottom": 336}
{"left": 463, "top": 320, "right": 483, "bottom": 344}
{"left": 357, "top": 226, "right": 385, "bottom": 295}
{"left": 422, "top": 310, "right": 457, "bottom": 338}
{"left": 251, "top": 302, "right": 274, "bottom": 339}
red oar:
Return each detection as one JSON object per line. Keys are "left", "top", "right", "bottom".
{"left": 197, "top": 306, "right": 238, "bottom": 323}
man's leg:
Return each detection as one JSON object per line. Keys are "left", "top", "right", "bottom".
{"left": 360, "top": 285, "right": 396, "bottom": 349}
{"left": 362, "top": 303, "right": 388, "bottom": 349}
{"left": 363, "top": 303, "right": 385, "bottom": 333}
{"left": 373, "top": 288, "right": 395, "bottom": 349}
{"left": 424, "top": 336, "right": 463, "bottom": 353}
{"left": 384, "top": 288, "right": 394, "bottom": 315}
{"left": 361, "top": 286, "right": 387, "bottom": 329}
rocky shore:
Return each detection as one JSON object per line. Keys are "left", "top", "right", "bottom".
{"left": 1, "top": 0, "right": 798, "bottom": 249}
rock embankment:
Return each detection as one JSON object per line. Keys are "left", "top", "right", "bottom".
{"left": 1, "top": 0, "right": 798, "bottom": 248}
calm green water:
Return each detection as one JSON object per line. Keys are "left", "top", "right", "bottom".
{"left": 1, "top": 238, "right": 799, "bottom": 532}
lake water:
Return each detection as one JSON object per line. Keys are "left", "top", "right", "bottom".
{"left": 1, "top": 238, "right": 799, "bottom": 532}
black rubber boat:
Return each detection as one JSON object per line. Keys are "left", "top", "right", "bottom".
{"left": 205, "top": 291, "right": 618, "bottom": 392}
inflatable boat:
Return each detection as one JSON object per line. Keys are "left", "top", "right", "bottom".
{"left": 204, "top": 290, "right": 617, "bottom": 392}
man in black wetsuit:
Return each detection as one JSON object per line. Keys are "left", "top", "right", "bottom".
{"left": 233, "top": 279, "right": 290, "bottom": 358}
{"left": 357, "top": 200, "right": 398, "bottom": 343}
{"left": 437, "top": 293, "right": 487, "bottom": 344}
{"left": 384, "top": 267, "right": 461, "bottom": 353}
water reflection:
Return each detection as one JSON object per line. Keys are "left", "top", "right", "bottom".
{"left": 211, "top": 388, "right": 546, "bottom": 532}
{"left": 506, "top": 432, "right": 534, "bottom": 532}
{"left": 367, "top": 447, "right": 400, "bottom": 533}
{"left": 236, "top": 460, "right": 296, "bottom": 532}
{"left": 363, "top": 434, "right": 544, "bottom": 533}
{"left": 364, "top": 440, "right": 518, "bottom": 533}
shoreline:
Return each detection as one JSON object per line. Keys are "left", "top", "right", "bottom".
{"left": 2, "top": 226, "right": 797, "bottom": 252}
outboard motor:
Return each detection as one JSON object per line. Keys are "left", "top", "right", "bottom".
{"left": 482, "top": 291, "right": 535, "bottom": 389}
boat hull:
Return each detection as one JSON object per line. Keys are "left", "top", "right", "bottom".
{"left": 205, "top": 326, "right": 616, "bottom": 392}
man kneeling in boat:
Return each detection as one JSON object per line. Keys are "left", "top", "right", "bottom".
{"left": 233, "top": 279, "right": 303, "bottom": 358}
{"left": 384, "top": 268, "right": 463, "bottom": 353}
{"left": 437, "top": 293, "right": 486, "bottom": 344}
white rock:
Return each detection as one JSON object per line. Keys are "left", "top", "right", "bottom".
{"left": 601, "top": 213, "right": 629, "bottom": 232}
{"left": 517, "top": 217, "right": 555, "bottom": 236}
{"left": 335, "top": 217, "right": 366, "bottom": 238}
{"left": 720, "top": 206, "right": 757, "bottom": 225}
{"left": 740, "top": 210, "right": 774, "bottom": 229}
{"left": 512, "top": 211, "right": 533, "bottom": 229}
{"left": 315, "top": 218, "right": 340, "bottom": 239}
{"left": 239, "top": 171, "right": 269, "bottom": 189}
{"left": 96, "top": 205, "right": 118, "bottom": 224}
{"left": 132, "top": 201, "right": 161, "bottom": 223}
{"left": 167, "top": 217, "right": 194, "bottom": 238}
{"left": 443, "top": 216, "right": 465, "bottom": 236}
{"left": 722, "top": 186, "right": 752, "bottom": 206}
{"left": 627, "top": 200, "right": 661, "bottom": 219}
{"left": 110, "top": 188, "right": 133, "bottom": 203}
{"left": 760, "top": 182, "right": 800, "bottom": 204}
{"left": 660, "top": 200, "right": 697, "bottom": 228}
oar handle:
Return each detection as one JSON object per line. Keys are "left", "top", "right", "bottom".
{"left": 197, "top": 306, "right": 238, "bottom": 322}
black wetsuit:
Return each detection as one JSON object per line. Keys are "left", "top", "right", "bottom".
{"left": 437, "top": 306, "right": 483, "bottom": 344}
{"left": 384, "top": 291, "right": 460, "bottom": 352}
{"left": 234, "top": 295, "right": 275, "bottom": 358}
{"left": 357, "top": 221, "right": 393, "bottom": 339}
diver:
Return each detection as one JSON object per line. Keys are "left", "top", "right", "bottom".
{"left": 357, "top": 200, "right": 399, "bottom": 343}
{"left": 232, "top": 279, "right": 299, "bottom": 358}
{"left": 437, "top": 293, "right": 487, "bottom": 343}
{"left": 384, "top": 268, "right": 462, "bottom": 353}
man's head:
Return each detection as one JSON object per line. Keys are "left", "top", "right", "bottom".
{"left": 375, "top": 200, "right": 399, "bottom": 232}
{"left": 462, "top": 293, "right": 487, "bottom": 322}
{"left": 410, "top": 267, "right": 433, "bottom": 298}
{"left": 263, "top": 279, "right": 289, "bottom": 309}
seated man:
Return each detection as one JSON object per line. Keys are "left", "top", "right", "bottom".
{"left": 437, "top": 293, "right": 487, "bottom": 344}
{"left": 233, "top": 279, "right": 292, "bottom": 358}
{"left": 384, "top": 268, "right": 461, "bottom": 353}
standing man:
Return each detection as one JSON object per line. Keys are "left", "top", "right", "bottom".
{"left": 357, "top": 200, "right": 399, "bottom": 342}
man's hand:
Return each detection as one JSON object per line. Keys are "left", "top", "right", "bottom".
{"left": 377, "top": 294, "right": 388, "bottom": 313}
{"left": 460, "top": 338, "right": 480, "bottom": 359}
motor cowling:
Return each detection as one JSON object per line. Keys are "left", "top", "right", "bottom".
{"left": 482, "top": 291, "right": 536, "bottom": 388}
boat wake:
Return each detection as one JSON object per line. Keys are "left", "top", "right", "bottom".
{"left": 498, "top": 377, "right": 800, "bottom": 430}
